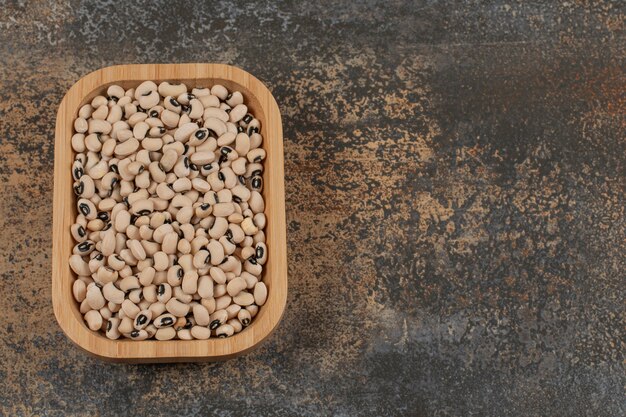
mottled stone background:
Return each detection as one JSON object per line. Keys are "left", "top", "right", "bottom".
{"left": 0, "top": 1, "right": 624, "bottom": 416}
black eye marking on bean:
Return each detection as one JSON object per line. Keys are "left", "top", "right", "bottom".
{"left": 182, "top": 105, "right": 190, "bottom": 114}
{"left": 74, "top": 182, "right": 84, "bottom": 195}
{"left": 167, "top": 183, "right": 174, "bottom": 190}
{"left": 242, "top": 318, "right": 250, "bottom": 326}
{"left": 107, "top": 320, "right": 112, "bottom": 331}
{"left": 131, "top": 330, "right": 140, "bottom": 338}
{"left": 207, "top": 128, "right": 218, "bottom": 138}
{"left": 136, "top": 315, "right": 147, "bottom": 325}
{"left": 195, "top": 129, "right": 207, "bottom": 140}
{"left": 74, "top": 167, "right": 84, "bottom": 180}
{"left": 251, "top": 177, "right": 261, "bottom": 189}
{"left": 77, "top": 241, "right": 92, "bottom": 252}
{"left": 159, "top": 126, "right": 166, "bottom": 134}
{"left": 248, "top": 257, "right": 258, "bottom": 265}
{"left": 183, "top": 319, "right": 193, "bottom": 329}
{"left": 210, "top": 320, "right": 221, "bottom": 330}
{"left": 130, "top": 214, "right": 137, "bottom": 224}
{"left": 237, "top": 126, "right": 244, "bottom": 133}
{"left": 224, "top": 108, "right": 231, "bottom": 114}
{"left": 103, "top": 222, "right": 112, "bottom": 231}
{"left": 219, "top": 155, "right": 227, "bottom": 164}
{"left": 183, "top": 156, "right": 189, "bottom": 168}
{"left": 77, "top": 225, "right": 86, "bottom": 237}
{"left": 123, "top": 197, "right": 129, "bottom": 207}
{"left": 150, "top": 110, "right": 159, "bottom": 118}
{"left": 161, "top": 317, "right": 174, "bottom": 326}
{"left": 256, "top": 246, "right": 264, "bottom": 259}
{"left": 137, "top": 105, "right": 146, "bottom": 112}
{"left": 190, "top": 163, "right": 198, "bottom": 171}
{"left": 218, "top": 334, "right": 227, "bottom": 338}
{"left": 137, "top": 209, "right": 151, "bottom": 216}
{"left": 109, "top": 96, "right": 119, "bottom": 103}
{"left": 97, "top": 212, "right": 109, "bottom": 222}
{"left": 220, "top": 257, "right": 229, "bottom": 265}
{"left": 133, "top": 186, "right": 140, "bottom": 192}
{"left": 110, "top": 164, "right": 119, "bottom": 173}
{"left": 218, "top": 172, "right": 225, "bottom": 182}
{"left": 243, "top": 114, "right": 253, "bottom": 124}
{"left": 226, "top": 93, "right": 233, "bottom": 100}
{"left": 79, "top": 203, "right": 90, "bottom": 216}
{"left": 177, "top": 267, "right": 183, "bottom": 278}
{"left": 169, "top": 97, "right": 180, "bottom": 107}
{"left": 157, "top": 284, "right": 166, "bottom": 296}
{"left": 187, "top": 94, "right": 195, "bottom": 100}
{"left": 221, "top": 147, "right": 232, "bottom": 156}
{"left": 251, "top": 169, "right": 262, "bottom": 177}
{"left": 238, "top": 175, "right": 246, "bottom": 185}
{"left": 201, "top": 203, "right": 210, "bottom": 210}
{"left": 95, "top": 253, "right": 104, "bottom": 261}
{"left": 111, "top": 177, "right": 118, "bottom": 188}
{"left": 233, "top": 196, "right": 242, "bottom": 204}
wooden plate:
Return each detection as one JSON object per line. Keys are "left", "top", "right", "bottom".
{"left": 52, "top": 64, "right": 287, "bottom": 362}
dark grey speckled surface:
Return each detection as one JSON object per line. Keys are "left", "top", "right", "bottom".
{"left": 0, "top": 1, "right": 624, "bottom": 416}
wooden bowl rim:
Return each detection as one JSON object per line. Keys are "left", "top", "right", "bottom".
{"left": 52, "top": 63, "right": 287, "bottom": 362}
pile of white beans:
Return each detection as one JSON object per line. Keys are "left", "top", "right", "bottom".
{"left": 69, "top": 81, "right": 267, "bottom": 340}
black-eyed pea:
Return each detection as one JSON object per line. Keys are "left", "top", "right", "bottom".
{"left": 209, "top": 309, "right": 228, "bottom": 330}
{"left": 92, "top": 105, "right": 109, "bottom": 120}
{"left": 178, "top": 253, "right": 194, "bottom": 272}
{"left": 213, "top": 284, "right": 227, "bottom": 300}
{"left": 77, "top": 198, "right": 97, "bottom": 220}
{"left": 118, "top": 316, "right": 134, "bottom": 334}
{"left": 107, "top": 85, "right": 125, "bottom": 102}
{"left": 210, "top": 84, "right": 228, "bottom": 100}
{"left": 233, "top": 291, "right": 255, "bottom": 307}
{"left": 182, "top": 270, "right": 198, "bottom": 295}
{"left": 74, "top": 117, "right": 88, "bottom": 133}
{"left": 121, "top": 299, "right": 141, "bottom": 319}
{"left": 128, "top": 288, "right": 143, "bottom": 304}
{"left": 73, "top": 279, "right": 87, "bottom": 303}
{"left": 126, "top": 239, "right": 146, "bottom": 261}
{"left": 143, "top": 284, "right": 157, "bottom": 303}
{"left": 190, "top": 325, "right": 211, "bottom": 340}
{"left": 241, "top": 217, "right": 259, "bottom": 236}
{"left": 219, "top": 256, "right": 241, "bottom": 273}
{"left": 71, "top": 223, "right": 88, "bottom": 243}
{"left": 167, "top": 265, "right": 184, "bottom": 287}
{"left": 149, "top": 302, "right": 167, "bottom": 318}
{"left": 119, "top": 275, "right": 140, "bottom": 292}
{"left": 153, "top": 251, "right": 169, "bottom": 271}
{"left": 118, "top": 265, "right": 133, "bottom": 279}
{"left": 238, "top": 308, "right": 252, "bottom": 327}
{"left": 200, "top": 297, "right": 216, "bottom": 314}
{"left": 253, "top": 230, "right": 266, "bottom": 245}
{"left": 225, "top": 304, "right": 241, "bottom": 320}
{"left": 192, "top": 249, "right": 211, "bottom": 269}
{"left": 229, "top": 103, "right": 248, "bottom": 123}
{"left": 215, "top": 323, "right": 234, "bottom": 338}
{"left": 241, "top": 246, "right": 255, "bottom": 261}
{"left": 255, "top": 242, "right": 268, "bottom": 265}
{"left": 133, "top": 310, "right": 152, "bottom": 330}
{"left": 176, "top": 206, "right": 193, "bottom": 224}
{"left": 197, "top": 275, "right": 214, "bottom": 299}
{"left": 176, "top": 238, "right": 191, "bottom": 254}
{"left": 145, "top": 324, "right": 157, "bottom": 338}
{"left": 219, "top": 235, "right": 236, "bottom": 255}
{"left": 173, "top": 122, "right": 198, "bottom": 142}
{"left": 136, "top": 265, "right": 155, "bottom": 286}
{"left": 107, "top": 105, "right": 123, "bottom": 123}
{"left": 73, "top": 240, "right": 95, "bottom": 257}
{"left": 138, "top": 224, "right": 153, "bottom": 241}
{"left": 155, "top": 326, "right": 176, "bottom": 340}
{"left": 246, "top": 304, "right": 259, "bottom": 319}
{"left": 215, "top": 295, "right": 231, "bottom": 312}
{"left": 79, "top": 298, "right": 91, "bottom": 314}
{"left": 207, "top": 239, "right": 225, "bottom": 265}
{"left": 84, "top": 310, "right": 103, "bottom": 331}
{"left": 68, "top": 254, "right": 89, "bottom": 276}
{"left": 152, "top": 223, "right": 174, "bottom": 244}
{"left": 96, "top": 266, "right": 118, "bottom": 285}
{"left": 192, "top": 304, "right": 211, "bottom": 326}
{"left": 226, "top": 277, "right": 246, "bottom": 297}
{"left": 227, "top": 318, "right": 243, "bottom": 334}
{"left": 209, "top": 267, "right": 226, "bottom": 284}
{"left": 106, "top": 317, "right": 121, "bottom": 339}
{"left": 228, "top": 212, "right": 244, "bottom": 225}
{"left": 250, "top": 132, "right": 263, "bottom": 149}
{"left": 154, "top": 313, "right": 176, "bottom": 328}
{"left": 208, "top": 217, "right": 228, "bottom": 240}
{"left": 244, "top": 259, "right": 262, "bottom": 276}
{"left": 158, "top": 82, "right": 187, "bottom": 98}
{"left": 86, "top": 283, "right": 106, "bottom": 310}
{"left": 129, "top": 329, "right": 149, "bottom": 340}
{"left": 165, "top": 297, "right": 189, "bottom": 317}
{"left": 225, "top": 91, "right": 244, "bottom": 107}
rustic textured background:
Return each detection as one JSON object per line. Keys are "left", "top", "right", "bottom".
{"left": 0, "top": 1, "right": 624, "bottom": 416}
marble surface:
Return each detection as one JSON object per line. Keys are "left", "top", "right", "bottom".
{"left": 0, "top": 1, "right": 624, "bottom": 416}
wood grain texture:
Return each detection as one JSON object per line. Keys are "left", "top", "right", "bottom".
{"left": 52, "top": 63, "right": 287, "bottom": 362}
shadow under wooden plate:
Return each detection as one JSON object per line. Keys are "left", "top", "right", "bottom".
{"left": 52, "top": 63, "right": 287, "bottom": 362}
